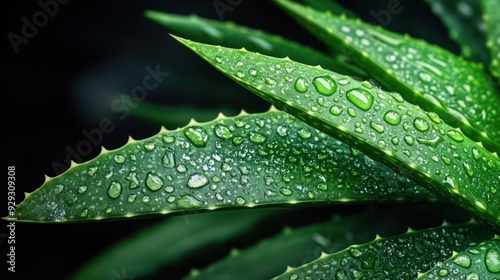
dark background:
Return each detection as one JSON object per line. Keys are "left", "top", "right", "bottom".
{"left": 2, "top": 1, "right": 457, "bottom": 279}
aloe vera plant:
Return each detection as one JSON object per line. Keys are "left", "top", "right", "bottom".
{"left": 8, "top": 0, "right": 500, "bottom": 279}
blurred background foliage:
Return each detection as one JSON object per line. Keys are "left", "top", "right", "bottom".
{"left": 3, "top": 1, "right": 461, "bottom": 279}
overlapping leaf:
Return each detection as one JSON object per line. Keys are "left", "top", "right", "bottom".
{"left": 273, "top": 221, "right": 494, "bottom": 279}
{"left": 145, "top": 10, "right": 366, "bottom": 78}
{"left": 424, "top": 0, "right": 489, "bottom": 64}
{"left": 480, "top": 0, "right": 500, "bottom": 80}
{"left": 274, "top": 0, "right": 500, "bottom": 154}
{"left": 175, "top": 37, "right": 500, "bottom": 226}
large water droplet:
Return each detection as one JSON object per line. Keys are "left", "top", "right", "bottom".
{"left": 277, "top": 125, "right": 288, "bottom": 137}
{"left": 443, "top": 176, "right": 459, "bottom": 190}
{"left": 416, "top": 136, "right": 444, "bottom": 148}
{"left": 162, "top": 149, "right": 175, "bottom": 168}
{"left": 346, "top": 88, "right": 374, "bottom": 111}
{"left": 249, "top": 132, "right": 266, "bottom": 144}
{"left": 384, "top": 110, "right": 401, "bottom": 125}
{"left": 146, "top": 172, "right": 164, "bottom": 191}
{"left": 54, "top": 184, "right": 64, "bottom": 194}
{"left": 447, "top": 130, "right": 464, "bottom": 142}
{"left": 413, "top": 117, "right": 430, "bottom": 132}
{"left": 349, "top": 248, "right": 362, "bottom": 258}
{"left": 404, "top": 135, "right": 415, "bottom": 146}
{"left": 298, "top": 128, "right": 312, "bottom": 139}
{"left": 214, "top": 125, "right": 233, "bottom": 140}
{"left": 453, "top": 255, "right": 471, "bottom": 268}
{"left": 177, "top": 195, "right": 202, "bottom": 209}
{"left": 88, "top": 166, "right": 98, "bottom": 177}
{"left": 128, "top": 194, "right": 136, "bottom": 203}
{"left": 184, "top": 126, "right": 208, "bottom": 147}
{"left": 330, "top": 105, "right": 343, "bottom": 116}
{"left": 485, "top": 248, "right": 500, "bottom": 273}
{"left": 126, "top": 172, "right": 139, "bottom": 189}
{"left": 369, "top": 121, "right": 385, "bottom": 134}
{"left": 187, "top": 173, "right": 209, "bottom": 189}
{"left": 114, "top": 154, "right": 126, "bottom": 164}
{"left": 313, "top": 76, "right": 337, "bottom": 96}
{"left": 77, "top": 186, "right": 88, "bottom": 194}
{"left": 235, "top": 197, "right": 246, "bottom": 205}
{"left": 144, "top": 142, "right": 156, "bottom": 151}
{"left": 294, "top": 77, "right": 309, "bottom": 93}
{"left": 279, "top": 188, "right": 293, "bottom": 196}
{"left": 107, "top": 181, "right": 122, "bottom": 199}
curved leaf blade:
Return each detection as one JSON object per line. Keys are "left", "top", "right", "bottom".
{"left": 71, "top": 208, "right": 280, "bottom": 280}
{"left": 423, "top": 0, "right": 489, "bottom": 65}
{"left": 144, "top": 10, "right": 366, "bottom": 78}
{"left": 184, "top": 205, "right": 472, "bottom": 280}
{"left": 418, "top": 236, "right": 500, "bottom": 279}
{"left": 300, "top": 0, "right": 356, "bottom": 18}
{"left": 274, "top": 0, "right": 500, "bottom": 154}
{"left": 8, "top": 110, "right": 435, "bottom": 223}
{"left": 273, "top": 221, "right": 494, "bottom": 279}
{"left": 175, "top": 37, "right": 500, "bottom": 226}
{"left": 480, "top": 0, "right": 500, "bottom": 80}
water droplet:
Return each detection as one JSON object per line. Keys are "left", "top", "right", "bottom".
{"left": 294, "top": 77, "right": 308, "bottom": 93}
{"left": 167, "top": 195, "right": 176, "bottom": 203}
{"left": 338, "top": 78, "right": 350, "bottom": 85}
{"left": 453, "top": 255, "right": 471, "bottom": 268}
{"left": 349, "top": 248, "right": 362, "bottom": 258}
{"left": 249, "top": 132, "right": 266, "bottom": 144}
{"left": 127, "top": 194, "right": 136, "bottom": 203}
{"left": 88, "top": 166, "right": 98, "bottom": 176}
{"left": 391, "top": 93, "right": 405, "bottom": 103}
{"left": 463, "top": 162, "right": 474, "bottom": 177}
{"left": 232, "top": 136, "right": 243, "bottom": 145}
{"left": 443, "top": 176, "right": 458, "bottom": 190}
{"left": 279, "top": 188, "right": 293, "bottom": 196}
{"left": 413, "top": 117, "right": 430, "bottom": 132}
{"left": 438, "top": 268, "right": 449, "bottom": 277}
{"left": 330, "top": 105, "right": 343, "bottom": 116}
{"left": 126, "top": 172, "right": 139, "bottom": 189}
{"left": 383, "top": 110, "right": 401, "bottom": 125}
{"left": 335, "top": 269, "right": 347, "bottom": 280}
{"left": 447, "top": 130, "right": 464, "bottom": 142}
{"left": 277, "top": 125, "right": 288, "bottom": 136}
{"left": 142, "top": 196, "right": 150, "bottom": 203}
{"left": 236, "top": 197, "right": 246, "bottom": 205}
{"left": 215, "top": 56, "right": 222, "bottom": 63}
{"left": 187, "top": 173, "right": 209, "bottom": 189}
{"left": 361, "top": 81, "right": 374, "bottom": 89}
{"left": 347, "top": 108, "right": 357, "bottom": 117}
{"left": 472, "top": 148, "right": 481, "bottom": 160}
{"left": 162, "top": 136, "right": 175, "bottom": 143}
{"left": 369, "top": 121, "right": 385, "bottom": 134}
{"left": 298, "top": 128, "right": 312, "bottom": 139}
{"left": 105, "top": 170, "right": 114, "bottom": 179}
{"left": 77, "top": 186, "right": 87, "bottom": 194}
{"left": 441, "top": 156, "right": 452, "bottom": 165}
{"left": 54, "top": 184, "right": 64, "bottom": 194}
{"left": 466, "top": 272, "right": 479, "bottom": 280}
{"left": 391, "top": 137, "right": 399, "bottom": 145}
{"left": 485, "top": 248, "right": 500, "bottom": 273}
{"left": 184, "top": 126, "right": 208, "bottom": 147}
{"left": 404, "top": 136, "right": 415, "bottom": 146}
{"left": 214, "top": 125, "right": 233, "bottom": 140}
{"left": 385, "top": 54, "right": 396, "bottom": 62}
{"left": 107, "top": 181, "right": 122, "bottom": 199}
{"left": 114, "top": 154, "right": 126, "bottom": 164}
{"left": 146, "top": 172, "right": 164, "bottom": 191}
{"left": 346, "top": 88, "right": 374, "bottom": 111}
{"left": 249, "top": 69, "right": 258, "bottom": 76}
{"left": 416, "top": 136, "right": 444, "bottom": 148}
{"left": 265, "top": 77, "right": 277, "bottom": 86}
{"left": 177, "top": 195, "right": 202, "bottom": 209}
{"left": 144, "top": 142, "right": 156, "bottom": 151}
{"left": 80, "top": 209, "right": 88, "bottom": 217}
{"left": 317, "top": 184, "right": 327, "bottom": 191}
{"left": 313, "top": 76, "right": 337, "bottom": 96}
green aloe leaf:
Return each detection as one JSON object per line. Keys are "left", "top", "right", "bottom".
{"left": 184, "top": 205, "right": 471, "bottom": 280}
{"left": 418, "top": 236, "right": 500, "bottom": 279}
{"left": 480, "top": 0, "right": 500, "bottom": 80}
{"left": 144, "top": 10, "right": 366, "bottom": 78}
{"left": 273, "top": 221, "right": 495, "bottom": 279}
{"left": 274, "top": 0, "right": 500, "bottom": 154}
{"left": 423, "top": 0, "right": 489, "bottom": 65}
{"left": 175, "top": 37, "right": 500, "bottom": 226}
{"left": 300, "top": 0, "right": 356, "bottom": 18}
{"left": 8, "top": 109, "right": 435, "bottom": 223}
{"left": 71, "top": 208, "right": 280, "bottom": 280}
